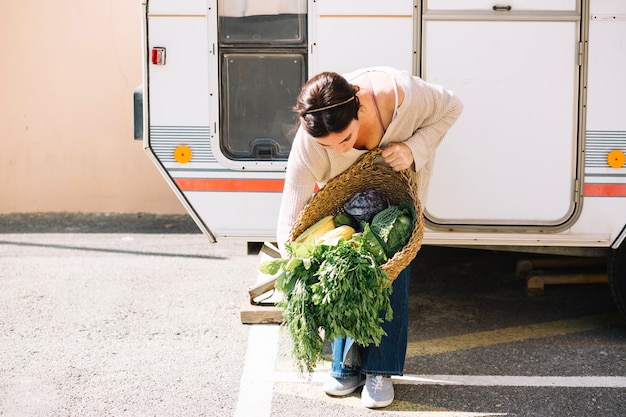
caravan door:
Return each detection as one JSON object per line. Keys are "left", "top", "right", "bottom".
{"left": 422, "top": 1, "right": 583, "bottom": 229}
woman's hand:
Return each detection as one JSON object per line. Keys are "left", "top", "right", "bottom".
{"left": 381, "top": 142, "right": 414, "bottom": 171}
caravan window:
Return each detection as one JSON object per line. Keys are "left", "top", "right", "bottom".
{"left": 217, "top": 0, "right": 307, "bottom": 162}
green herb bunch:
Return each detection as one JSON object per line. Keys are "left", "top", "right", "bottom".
{"left": 259, "top": 235, "right": 393, "bottom": 374}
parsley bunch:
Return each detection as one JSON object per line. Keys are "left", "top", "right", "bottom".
{"left": 259, "top": 235, "right": 393, "bottom": 374}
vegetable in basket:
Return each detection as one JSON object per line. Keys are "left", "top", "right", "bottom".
{"left": 370, "top": 202, "right": 417, "bottom": 258}
{"left": 343, "top": 189, "right": 389, "bottom": 224}
{"left": 293, "top": 215, "right": 336, "bottom": 244}
{"left": 333, "top": 211, "right": 359, "bottom": 230}
{"left": 258, "top": 222, "right": 392, "bottom": 374}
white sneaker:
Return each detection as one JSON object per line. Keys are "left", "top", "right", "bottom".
{"left": 322, "top": 375, "right": 365, "bottom": 396}
{"left": 361, "top": 375, "right": 394, "bottom": 408}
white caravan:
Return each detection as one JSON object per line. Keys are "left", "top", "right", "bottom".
{"left": 134, "top": 0, "right": 626, "bottom": 313}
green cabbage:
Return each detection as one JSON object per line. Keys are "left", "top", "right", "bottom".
{"left": 370, "top": 202, "right": 416, "bottom": 257}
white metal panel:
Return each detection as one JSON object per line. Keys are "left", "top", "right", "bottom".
{"left": 314, "top": 16, "right": 414, "bottom": 74}
{"left": 424, "top": 20, "right": 579, "bottom": 225}
{"left": 590, "top": 0, "right": 626, "bottom": 14}
{"left": 425, "top": 0, "right": 576, "bottom": 11}
{"left": 567, "top": 198, "right": 626, "bottom": 248}
{"left": 316, "top": 0, "right": 413, "bottom": 15}
{"left": 148, "top": 0, "right": 206, "bottom": 14}
{"left": 185, "top": 191, "right": 283, "bottom": 240}
{"left": 310, "top": 0, "right": 414, "bottom": 74}
{"left": 586, "top": 19, "right": 626, "bottom": 130}
{"left": 148, "top": 17, "right": 210, "bottom": 126}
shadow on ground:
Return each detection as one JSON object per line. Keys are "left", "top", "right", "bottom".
{"left": 0, "top": 213, "right": 201, "bottom": 234}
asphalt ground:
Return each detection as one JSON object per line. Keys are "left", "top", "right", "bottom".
{"left": 1, "top": 214, "right": 625, "bottom": 417}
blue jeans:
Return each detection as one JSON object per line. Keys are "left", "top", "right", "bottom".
{"left": 330, "top": 266, "right": 410, "bottom": 378}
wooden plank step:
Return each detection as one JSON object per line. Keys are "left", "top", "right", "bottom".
{"left": 516, "top": 257, "right": 606, "bottom": 278}
{"left": 516, "top": 256, "right": 608, "bottom": 296}
{"left": 240, "top": 301, "right": 283, "bottom": 324}
{"left": 240, "top": 241, "right": 284, "bottom": 324}
{"left": 526, "top": 273, "right": 608, "bottom": 296}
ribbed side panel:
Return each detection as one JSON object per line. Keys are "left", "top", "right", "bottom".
{"left": 586, "top": 130, "right": 626, "bottom": 168}
{"left": 585, "top": 130, "right": 626, "bottom": 168}
{"left": 150, "top": 126, "right": 216, "bottom": 164}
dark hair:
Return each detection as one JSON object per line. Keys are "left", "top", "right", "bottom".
{"left": 294, "top": 72, "right": 360, "bottom": 137}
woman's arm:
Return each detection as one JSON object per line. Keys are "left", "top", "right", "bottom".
{"left": 383, "top": 78, "right": 463, "bottom": 172}
{"left": 276, "top": 179, "right": 316, "bottom": 253}
{"left": 276, "top": 129, "right": 322, "bottom": 252}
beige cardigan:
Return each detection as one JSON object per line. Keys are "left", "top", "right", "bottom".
{"left": 276, "top": 66, "right": 463, "bottom": 248}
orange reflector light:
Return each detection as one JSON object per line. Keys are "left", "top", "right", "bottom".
{"left": 607, "top": 150, "right": 625, "bottom": 168}
{"left": 174, "top": 145, "right": 192, "bottom": 164}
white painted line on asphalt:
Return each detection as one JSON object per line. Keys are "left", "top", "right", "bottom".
{"left": 396, "top": 375, "right": 626, "bottom": 388}
{"left": 274, "top": 370, "right": 327, "bottom": 383}
{"left": 273, "top": 374, "right": 508, "bottom": 416}
{"left": 234, "top": 324, "right": 280, "bottom": 417}
{"left": 273, "top": 371, "right": 626, "bottom": 388}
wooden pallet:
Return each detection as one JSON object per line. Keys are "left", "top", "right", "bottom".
{"left": 240, "top": 242, "right": 284, "bottom": 324}
{"left": 516, "top": 256, "right": 608, "bottom": 296}
{"left": 240, "top": 301, "right": 283, "bottom": 324}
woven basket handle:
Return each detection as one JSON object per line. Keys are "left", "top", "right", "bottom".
{"left": 358, "top": 148, "right": 415, "bottom": 183}
{"left": 354, "top": 148, "right": 389, "bottom": 171}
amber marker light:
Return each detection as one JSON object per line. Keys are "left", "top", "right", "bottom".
{"left": 174, "top": 145, "right": 192, "bottom": 164}
{"left": 607, "top": 150, "right": 625, "bottom": 168}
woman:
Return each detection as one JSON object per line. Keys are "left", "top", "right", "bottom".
{"left": 276, "top": 66, "right": 463, "bottom": 408}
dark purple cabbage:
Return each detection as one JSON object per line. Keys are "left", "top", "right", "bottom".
{"left": 343, "top": 189, "right": 389, "bottom": 224}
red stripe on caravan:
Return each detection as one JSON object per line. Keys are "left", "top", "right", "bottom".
{"left": 175, "top": 178, "right": 285, "bottom": 192}
{"left": 584, "top": 183, "right": 626, "bottom": 197}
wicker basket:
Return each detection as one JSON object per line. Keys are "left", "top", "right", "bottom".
{"left": 287, "top": 148, "right": 424, "bottom": 281}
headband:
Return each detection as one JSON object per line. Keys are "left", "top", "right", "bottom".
{"left": 305, "top": 95, "right": 356, "bottom": 114}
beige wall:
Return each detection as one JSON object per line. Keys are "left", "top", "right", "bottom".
{"left": 0, "top": 0, "right": 185, "bottom": 214}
